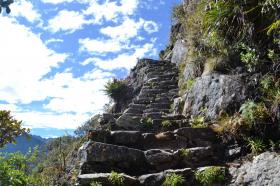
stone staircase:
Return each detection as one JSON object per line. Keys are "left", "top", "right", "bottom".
{"left": 77, "top": 127, "right": 225, "bottom": 186}
{"left": 76, "top": 59, "right": 227, "bottom": 185}
{"left": 116, "top": 59, "right": 189, "bottom": 132}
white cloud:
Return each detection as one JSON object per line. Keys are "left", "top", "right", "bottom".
{"left": 10, "top": 0, "right": 41, "bottom": 23}
{"left": 79, "top": 38, "right": 123, "bottom": 54}
{"left": 100, "top": 18, "right": 145, "bottom": 41}
{"left": 48, "top": 10, "right": 89, "bottom": 33}
{"left": 15, "top": 111, "right": 90, "bottom": 129}
{"left": 45, "top": 38, "right": 64, "bottom": 45}
{"left": 143, "top": 21, "right": 159, "bottom": 34}
{"left": 84, "top": 0, "right": 139, "bottom": 24}
{"left": 0, "top": 16, "right": 67, "bottom": 104}
{"left": 83, "top": 69, "right": 114, "bottom": 80}
{"left": 83, "top": 43, "right": 155, "bottom": 70}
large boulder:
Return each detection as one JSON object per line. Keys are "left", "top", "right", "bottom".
{"left": 79, "top": 142, "right": 147, "bottom": 175}
{"left": 182, "top": 73, "right": 249, "bottom": 120}
{"left": 229, "top": 152, "right": 280, "bottom": 186}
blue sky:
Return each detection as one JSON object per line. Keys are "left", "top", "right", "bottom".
{"left": 0, "top": 0, "right": 181, "bottom": 138}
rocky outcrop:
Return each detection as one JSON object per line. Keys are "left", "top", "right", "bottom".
{"left": 229, "top": 152, "right": 280, "bottom": 186}
{"left": 182, "top": 73, "right": 250, "bottom": 120}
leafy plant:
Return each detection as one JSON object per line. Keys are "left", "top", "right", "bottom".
{"left": 179, "top": 149, "right": 190, "bottom": 157}
{"left": 247, "top": 137, "right": 266, "bottom": 154}
{"left": 195, "top": 166, "right": 226, "bottom": 186}
{"left": 0, "top": 110, "right": 29, "bottom": 148}
{"left": 103, "top": 78, "right": 128, "bottom": 103}
{"left": 172, "top": 4, "right": 185, "bottom": 23}
{"left": 141, "top": 117, "right": 153, "bottom": 128}
{"left": 161, "top": 120, "right": 172, "bottom": 128}
{"left": 190, "top": 116, "right": 207, "bottom": 128}
{"left": 164, "top": 173, "right": 185, "bottom": 186}
{"left": 108, "top": 171, "right": 124, "bottom": 186}
{"left": 90, "top": 181, "right": 102, "bottom": 186}
{"left": 239, "top": 101, "right": 270, "bottom": 125}
{"left": 239, "top": 43, "right": 260, "bottom": 72}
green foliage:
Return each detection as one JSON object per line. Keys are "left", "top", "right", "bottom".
{"left": 247, "top": 137, "right": 266, "bottom": 154}
{"left": 214, "top": 113, "right": 250, "bottom": 138}
{"left": 164, "top": 173, "right": 185, "bottom": 186}
{"left": 172, "top": 4, "right": 185, "bottom": 23}
{"left": 239, "top": 101, "right": 270, "bottom": 125}
{"left": 108, "top": 171, "right": 124, "bottom": 186}
{"left": 104, "top": 78, "right": 128, "bottom": 103}
{"left": 161, "top": 120, "right": 172, "bottom": 128}
{"left": 260, "top": 75, "right": 280, "bottom": 104}
{"left": 179, "top": 148, "right": 190, "bottom": 157}
{"left": 195, "top": 166, "right": 226, "bottom": 186}
{"left": 180, "top": 78, "right": 195, "bottom": 95}
{"left": 239, "top": 43, "right": 260, "bottom": 72}
{"left": 0, "top": 148, "right": 42, "bottom": 186}
{"left": 0, "top": 110, "right": 29, "bottom": 148}
{"left": 90, "top": 181, "right": 102, "bottom": 186}
{"left": 141, "top": 117, "right": 153, "bottom": 128}
{"left": 190, "top": 116, "right": 207, "bottom": 128}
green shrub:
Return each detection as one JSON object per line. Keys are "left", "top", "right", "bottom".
{"left": 190, "top": 116, "right": 207, "bottom": 128}
{"left": 172, "top": 4, "right": 185, "bottom": 23}
{"left": 161, "top": 120, "right": 172, "bottom": 128}
{"left": 141, "top": 117, "right": 153, "bottom": 128}
{"left": 247, "top": 137, "right": 266, "bottom": 154}
{"left": 103, "top": 79, "right": 128, "bottom": 103}
{"left": 90, "top": 181, "right": 102, "bottom": 186}
{"left": 164, "top": 173, "right": 185, "bottom": 186}
{"left": 195, "top": 166, "right": 226, "bottom": 186}
{"left": 239, "top": 101, "right": 270, "bottom": 125}
{"left": 108, "top": 171, "right": 124, "bottom": 186}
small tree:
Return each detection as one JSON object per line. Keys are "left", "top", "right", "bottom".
{"left": 0, "top": 110, "right": 29, "bottom": 148}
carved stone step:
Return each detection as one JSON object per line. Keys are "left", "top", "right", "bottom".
{"left": 77, "top": 173, "right": 140, "bottom": 186}
{"left": 88, "top": 127, "right": 217, "bottom": 150}
{"left": 129, "top": 103, "right": 147, "bottom": 110}
{"left": 147, "top": 103, "right": 170, "bottom": 109}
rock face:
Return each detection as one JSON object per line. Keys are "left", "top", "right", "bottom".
{"left": 182, "top": 73, "right": 249, "bottom": 120}
{"left": 229, "top": 152, "right": 280, "bottom": 186}
{"left": 171, "top": 39, "right": 188, "bottom": 65}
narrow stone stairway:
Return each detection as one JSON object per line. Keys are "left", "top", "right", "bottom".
{"left": 76, "top": 60, "right": 226, "bottom": 186}
{"left": 116, "top": 59, "right": 188, "bottom": 132}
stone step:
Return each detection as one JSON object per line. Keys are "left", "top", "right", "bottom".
{"left": 124, "top": 108, "right": 144, "bottom": 115}
{"left": 77, "top": 173, "right": 140, "bottom": 186}
{"left": 143, "top": 108, "right": 170, "bottom": 114}
{"left": 129, "top": 103, "right": 147, "bottom": 110}
{"left": 140, "top": 89, "right": 166, "bottom": 95}
{"left": 146, "top": 77, "right": 177, "bottom": 83}
{"left": 133, "top": 98, "right": 153, "bottom": 104}
{"left": 143, "top": 112, "right": 163, "bottom": 120}
{"left": 88, "top": 127, "right": 218, "bottom": 151}
{"left": 147, "top": 74, "right": 178, "bottom": 80}
{"left": 147, "top": 103, "right": 170, "bottom": 109}
{"left": 79, "top": 142, "right": 148, "bottom": 176}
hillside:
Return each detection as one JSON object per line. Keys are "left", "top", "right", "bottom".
{"left": 0, "top": 134, "right": 47, "bottom": 154}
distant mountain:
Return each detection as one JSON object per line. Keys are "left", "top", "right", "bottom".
{"left": 0, "top": 134, "right": 47, "bottom": 154}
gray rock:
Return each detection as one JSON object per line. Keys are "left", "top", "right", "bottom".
{"left": 116, "top": 113, "right": 141, "bottom": 130}
{"left": 182, "top": 73, "right": 249, "bottom": 120}
{"left": 145, "top": 149, "right": 178, "bottom": 171}
{"left": 111, "top": 131, "right": 142, "bottom": 146}
{"left": 230, "top": 152, "right": 280, "bottom": 186}
{"left": 171, "top": 39, "right": 188, "bottom": 65}
{"left": 183, "top": 60, "right": 203, "bottom": 80}
{"left": 77, "top": 173, "right": 140, "bottom": 186}
{"left": 79, "top": 142, "right": 146, "bottom": 174}
{"left": 138, "top": 172, "right": 165, "bottom": 186}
